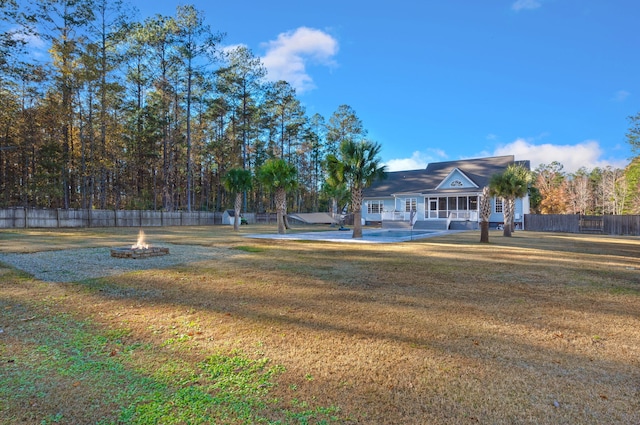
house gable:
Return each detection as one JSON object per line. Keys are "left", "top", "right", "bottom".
{"left": 361, "top": 154, "right": 531, "bottom": 225}
{"left": 362, "top": 155, "right": 522, "bottom": 198}
{"left": 435, "top": 168, "right": 479, "bottom": 190}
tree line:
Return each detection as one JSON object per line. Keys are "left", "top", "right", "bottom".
{"left": 0, "top": 0, "right": 369, "bottom": 215}
{"left": 530, "top": 112, "right": 640, "bottom": 216}
{"left": 2, "top": 0, "right": 639, "bottom": 222}
{"left": 531, "top": 158, "right": 639, "bottom": 216}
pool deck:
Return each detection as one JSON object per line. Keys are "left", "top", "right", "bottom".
{"left": 245, "top": 228, "right": 466, "bottom": 244}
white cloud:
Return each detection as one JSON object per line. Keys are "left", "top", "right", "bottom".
{"left": 612, "top": 90, "right": 630, "bottom": 102}
{"left": 221, "top": 43, "right": 247, "bottom": 55}
{"left": 384, "top": 149, "right": 447, "bottom": 172}
{"left": 10, "top": 26, "right": 46, "bottom": 59}
{"left": 512, "top": 0, "right": 542, "bottom": 11}
{"left": 11, "top": 28, "right": 45, "bottom": 50}
{"left": 384, "top": 140, "right": 627, "bottom": 174}
{"left": 493, "top": 138, "right": 627, "bottom": 173}
{"left": 260, "top": 27, "right": 338, "bottom": 94}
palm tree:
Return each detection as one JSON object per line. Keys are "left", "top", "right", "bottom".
{"left": 479, "top": 186, "right": 492, "bottom": 243}
{"left": 326, "top": 139, "right": 386, "bottom": 238}
{"left": 257, "top": 158, "right": 298, "bottom": 234}
{"left": 223, "top": 168, "right": 253, "bottom": 231}
{"left": 489, "top": 164, "right": 532, "bottom": 237}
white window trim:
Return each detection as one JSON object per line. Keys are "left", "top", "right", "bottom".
{"left": 405, "top": 198, "right": 417, "bottom": 212}
{"left": 495, "top": 197, "right": 503, "bottom": 213}
{"left": 367, "top": 200, "right": 384, "bottom": 214}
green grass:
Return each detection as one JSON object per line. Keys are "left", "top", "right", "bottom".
{"left": 0, "top": 284, "right": 341, "bottom": 424}
{"left": 234, "top": 245, "right": 267, "bottom": 253}
{"left": 608, "top": 285, "right": 640, "bottom": 295}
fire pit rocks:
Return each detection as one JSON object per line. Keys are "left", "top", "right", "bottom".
{"left": 110, "top": 246, "right": 170, "bottom": 259}
{"left": 110, "top": 230, "right": 169, "bottom": 259}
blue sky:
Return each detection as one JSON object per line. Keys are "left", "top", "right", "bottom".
{"left": 137, "top": 1, "right": 638, "bottom": 172}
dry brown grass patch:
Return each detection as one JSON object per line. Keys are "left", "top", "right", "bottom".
{"left": 1, "top": 226, "right": 639, "bottom": 424}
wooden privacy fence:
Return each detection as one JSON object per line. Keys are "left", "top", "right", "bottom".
{"left": 602, "top": 215, "right": 640, "bottom": 235}
{"left": 0, "top": 208, "right": 224, "bottom": 228}
{"left": 524, "top": 214, "right": 640, "bottom": 236}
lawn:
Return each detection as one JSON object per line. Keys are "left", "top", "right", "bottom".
{"left": 1, "top": 226, "right": 639, "bottom": 424}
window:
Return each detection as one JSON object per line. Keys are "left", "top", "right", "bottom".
{"left": 495, "top": 197, "right": 503, "bottom": 213}
{"left": 429, "top": 195, "right": 480, "bottom": 219}
{"left": 450, "top": 179, "right": 463, "bottom": 187}
{"left": 469, "top": 196, "right": 478, "bottom": 211}
{"left": 367, "top": 200, "right": 384, "bottom": 214}
{"left": 405, "top": 198, "right": 417, "bottom": 212}
{"left": 458, "top": 196, "right": 468, "bottom": 210}
{"left": 436, "top": 197, "right": 449, "bottom": 218}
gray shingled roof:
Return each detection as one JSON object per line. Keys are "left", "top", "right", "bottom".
{"left": 364, "top": 155, "right": 526, "bottom": 197}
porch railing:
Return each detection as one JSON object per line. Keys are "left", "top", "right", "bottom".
{"left": 381, "top": 211, "right": 409, "bottom": 221}
{"left": 381, "top": 210, "right": 479, "bottom": 222}
{"left": 448, "top": 210, "right": 478, "bottom": 221}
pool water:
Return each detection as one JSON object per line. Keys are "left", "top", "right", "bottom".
{"left": 246, "top": 228, "right": 452, "bottom": 243}
{"left": 365, "top": 230, "right": 436, "bottom": 239}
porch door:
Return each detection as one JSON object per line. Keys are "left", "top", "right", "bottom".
{"left": 429, "top": 199, "right": 438, "bottom": 219}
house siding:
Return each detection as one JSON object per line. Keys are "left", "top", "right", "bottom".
{"left": 363, "top": 195, "right": 527, "bottom": 228}
{"left": 362, "top": 155, "right": 530, "bottom": 228}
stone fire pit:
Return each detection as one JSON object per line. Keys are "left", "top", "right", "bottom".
{"left": 110, "top": 246, "right": 170, "bottom": 259}
{"left": 110, "top": 229, "right": 169, "bottom": 259}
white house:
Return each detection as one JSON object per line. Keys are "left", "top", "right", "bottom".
{"left": 362, "top": 155, "right": 530, "bottom": 230}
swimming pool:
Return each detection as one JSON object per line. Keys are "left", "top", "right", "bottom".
{"left": 365, "top": 230, "right": 436, "bottom": 239}
{"left": 246, "top": 228, "right": 453, "bottom": 243}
